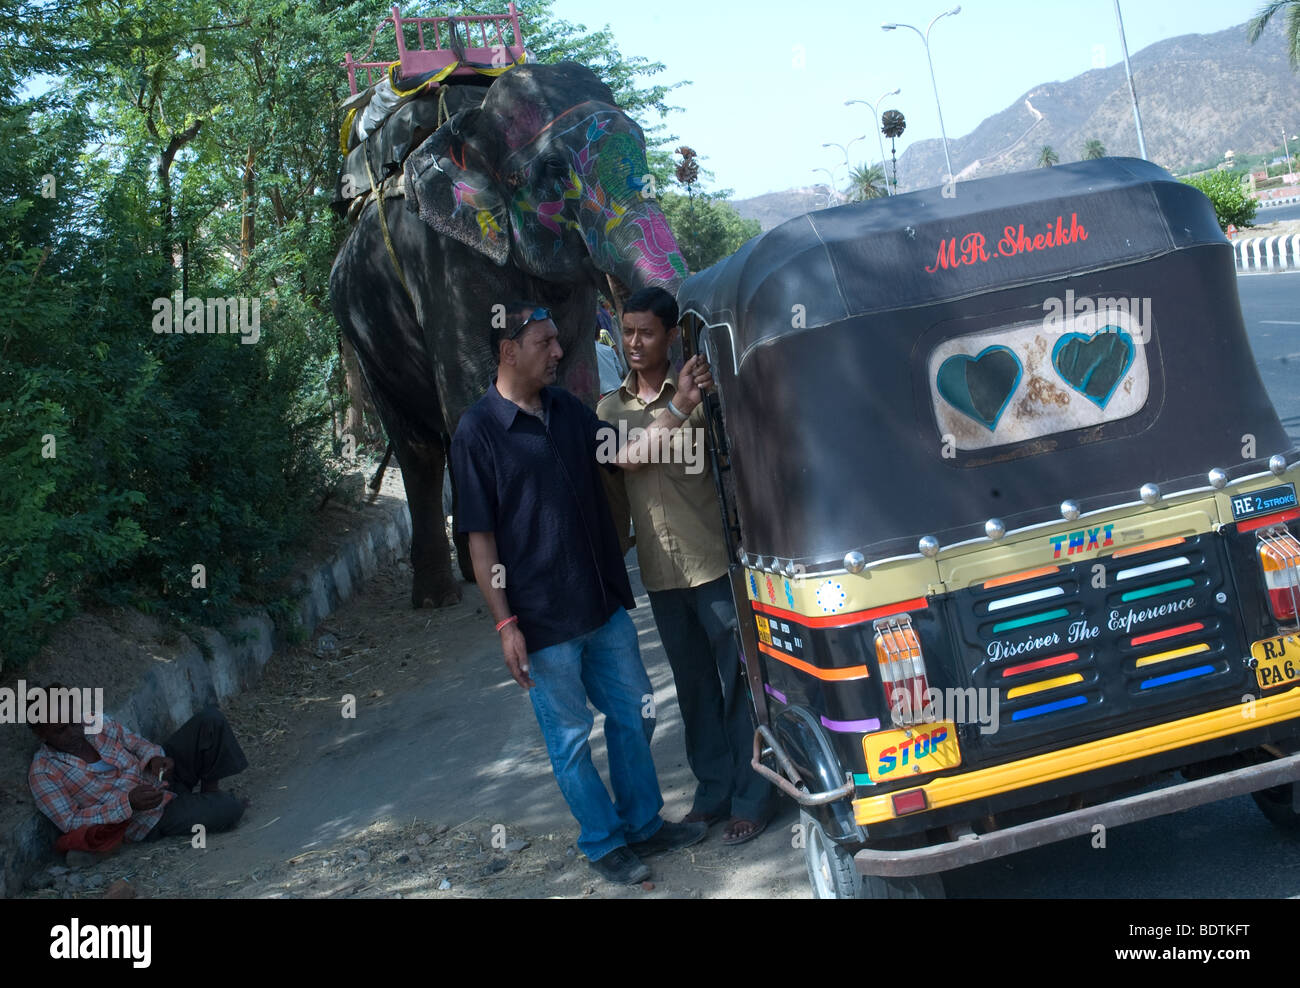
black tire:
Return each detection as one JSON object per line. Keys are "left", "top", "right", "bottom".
{"left": 1251, "top": 784, "right": 1300, "bottom": 830}
{"left": 800, "top": 809, "right": 945, "bottom": 899}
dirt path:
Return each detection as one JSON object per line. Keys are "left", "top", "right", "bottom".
{"left": 22, "top": 559, "right": 810, "bottom": 899}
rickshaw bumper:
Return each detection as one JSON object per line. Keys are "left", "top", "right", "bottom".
{"left": 850, "top": 751, "right": 1300, "bottom": 876}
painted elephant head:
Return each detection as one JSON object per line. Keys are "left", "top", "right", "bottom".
{"left": 403, "top": 62, "right": 688, "bottom": 334}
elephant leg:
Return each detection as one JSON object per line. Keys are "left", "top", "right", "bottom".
{"left": 442, "top": 438, "right": 476, "bottom": 584}
{"left": 391, "top": 430, "right": 462, "bottom": 609}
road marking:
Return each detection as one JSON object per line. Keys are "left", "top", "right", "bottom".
{"left": 1262, "top": 320, "right": 1300, "bottom": 325}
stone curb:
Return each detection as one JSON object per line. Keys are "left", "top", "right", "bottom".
{"left": 1, "top": 491, "right": 412, "bottom": 897}
{"left": 1233, "top": 233, "right": 1300, "bottom": 272}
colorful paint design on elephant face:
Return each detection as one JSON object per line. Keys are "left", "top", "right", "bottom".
{"left": 508, "top": 110, "right": 686, "bottom": 281}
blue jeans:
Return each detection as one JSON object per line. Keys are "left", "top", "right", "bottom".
{"left": 527, "top": 608, "right": 665, "bottom": 860}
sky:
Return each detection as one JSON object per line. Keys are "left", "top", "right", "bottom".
{"left": 551, "top": 0, "right": 1278, "bottom": 198}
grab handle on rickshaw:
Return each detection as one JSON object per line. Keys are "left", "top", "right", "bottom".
{"left": 752, "top": 725, "right": 855, "bottom": 807}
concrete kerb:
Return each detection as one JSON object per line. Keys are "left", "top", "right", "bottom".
{"left": 1235, "top": 233, "right": 1300, "bottom": 272}
{"left": 1, "top": 491, "right": 413, "bottom": 897}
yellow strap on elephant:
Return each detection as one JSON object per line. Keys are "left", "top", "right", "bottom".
{"left": 363, "top": 151, "right": 417, "bottom": 312}
{"left": 470, "top": 52, "right": 527, "bottom": 76}
{"left": 388, "top": 59, "right": 460, "bottom": 97}
{"left": 340, "top": 106, "right": 358, "bottom": 155}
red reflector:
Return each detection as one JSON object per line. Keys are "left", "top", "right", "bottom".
{"left": 891, "top": 789, "right": 929, "bottom": 816}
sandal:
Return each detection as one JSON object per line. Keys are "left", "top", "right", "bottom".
{"left": 721, "top": 816, "right": 768, "bottom": 846}
{"left": 681, "top": 807, "right": 727, "bottom": 826}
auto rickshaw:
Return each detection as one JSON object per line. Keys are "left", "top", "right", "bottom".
{"left": 677, "top": 157, "right": 1300, "bottom": 898}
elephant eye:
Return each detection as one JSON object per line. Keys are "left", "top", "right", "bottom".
{"left": 540, "top": 152, "right": 567, "bottom": 176}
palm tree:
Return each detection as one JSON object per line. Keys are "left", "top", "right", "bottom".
{"left": 1248, "top": 1, "right": 1300, "bottom": 71}
{"left": 1082, "top": 139, "right": 1106, "bottom": 160}
{"left": 847, "top": 163, "right": 887, "bottom": 201}
{"left": 1037, "top": 145, "right": 1059, "bottom": 168}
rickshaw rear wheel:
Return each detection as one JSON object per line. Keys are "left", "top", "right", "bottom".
{"left": 800, "top": 809, "right": 945, "bottom": 899}
{"left": 1250, "top": 784, "right": 1300, "bottom": 830}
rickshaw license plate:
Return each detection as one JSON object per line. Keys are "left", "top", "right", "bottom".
{"left": 1253, "top": 634, "right": 1300, "bottom": 690}
{"left": 862, "top": 722, "right": 961, "bottom": 783}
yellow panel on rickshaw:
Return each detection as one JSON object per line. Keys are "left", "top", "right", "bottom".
{"left": 862, "top": 722, "right": 961, "bottom": 783}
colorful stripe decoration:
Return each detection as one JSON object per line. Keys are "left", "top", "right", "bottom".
{"left": 1011, "top": 695, "right": 1088, "bottom": 721}
{"left": 1238, "top": 506, "right": 1300, "bottom": 534}
{"left": 757, "top": 642, "right": 870, "bottom": 681}
{"left": 1001, "top": 651, "right": 1079, "bottom": 678}
{"left": 1134, "top": 643, "right": 1211, "bottom": 668}
{"left": 751, "top": 596, "right": 928, "bottom": 629}
{"left": 1119, "top": 578, "right": 1195, "bottom": 603}
{"left": 1005, "top": 672, "right": 1085, "bottom": 700}
{"left": 820, "top": 715, "right": 882, "bottom": 733}
{"left": 1111, "top": 537, "right": 1186, "bottom": 559}
{"left": 764, "top": 683, "right": 787, "bottom": 704}
{"left": 1140, "top": 664, "right": 1216, "bottom": 689}
{"left": 1114, "top": 557, "right": 1190, "bottom": 581}
{"left": 991, "top": 608, "right": 1070, "bottom": 633}
{"left": 1130, "top": 621, "right": 1205, "bottom": 647}
{"left": 987, "top": 585, "right": 1065, "bottom": 613}
{"left": 983, "top": 565, "right": 1061, "bottom": 589}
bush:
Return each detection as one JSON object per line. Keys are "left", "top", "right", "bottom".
{"left": 1181, "top": 171, "right": 1258, "bottom": 231}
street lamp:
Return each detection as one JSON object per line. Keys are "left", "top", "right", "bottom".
{"left": 812, "top": 167, "right": 841, "bottom": 206}
{"left": 1283, "top": 129, "right": 1297, "bottom": 174}
{"left": 846, "top": 88, "right": 901, "bottom": 194}
{"left": 823, "top": 136, "right": 866, "bottom": 190}
{"left": 882, "top": 6, "right": 960, "bottom": 180}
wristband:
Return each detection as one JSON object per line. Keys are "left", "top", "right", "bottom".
{"left": 495, "top": 615, "right": 518, "bottom": 633}
{"left": 667, "top": 399, "right": 690, "bottom": 422}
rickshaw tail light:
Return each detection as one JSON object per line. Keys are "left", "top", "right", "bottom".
{"left": 874, "top": 616, "right": 931, "bottom": 725}
{"left": 1257, "top": 529, "right": 1300, "bottom": 625}
{"left": 891, "top": 789, "right": 929, "bottom": 816}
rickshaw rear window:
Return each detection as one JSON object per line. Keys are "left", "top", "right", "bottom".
{"left": 928, "top": 297, "right": 1152, "bottom": 451}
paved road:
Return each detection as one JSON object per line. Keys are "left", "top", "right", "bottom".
{"left": 1239, "top": 270, "right": 1300, "bottom": 439}
{"left": 1254, "top": 201, "right": 1300, "bottom": 224}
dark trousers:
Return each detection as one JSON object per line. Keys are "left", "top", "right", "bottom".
{"left": 647, "top": 576, "right": 772, "bottom": 822}
{"left": 149, "top": 706, "right": 249, "bottom": 839}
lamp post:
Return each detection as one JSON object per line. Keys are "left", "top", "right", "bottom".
{"left": 882, "top": 6, "right": 960, "bottom": 181}
{"left": 823, "top": 135, "right": 866, "bottom": 192}
{"left": 812, "top": 167, "right": 841, "bottom": 206}
{"left": 1283, "top": 129, "right": 1297, "bottom": 175}
{"left": 846, "top": 89, "right": 901, "bottom": 194}
{"left": 1113, "top": 0, "right": 1147, "bottom": 160}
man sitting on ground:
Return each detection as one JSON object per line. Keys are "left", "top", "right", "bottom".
{"left": 29, "top": 700, "right": 249, "bottom": 846}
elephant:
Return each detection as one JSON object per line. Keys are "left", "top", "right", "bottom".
{"left": 330, "top": 61, "right": 689, "bottom": 609}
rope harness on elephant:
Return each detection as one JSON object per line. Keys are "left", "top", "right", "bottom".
{"left": 362, "top": 151, "right": 419, "bottom": 314}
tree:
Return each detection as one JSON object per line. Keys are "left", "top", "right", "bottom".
{"left": 1038, "top": 145, "right": 1059, "bottom": 167}
{"left": 0, "top": 0, "right": 695, "bottom": 666}
{"left": 1082, "top": 139, "right": 1106, "bottom": 160}
{"left": 1182, "top": 171, "right": 1259, "bottom": 231}
{"left": 847, "top": 163, "right": 887, "bottom": 201}
{"left": 659, "top": 191, "right": 760, "bottom": 272}
{"left": 1248, "top": 1, "right": 1300, "bottom": 71}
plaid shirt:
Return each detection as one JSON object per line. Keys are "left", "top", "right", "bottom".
{"left": 29, "top": 715, "right": 175, "bottom": 841}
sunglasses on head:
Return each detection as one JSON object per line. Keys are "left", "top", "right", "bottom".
{"left": 508, "top": 306, "right": 552, "bottom": 341}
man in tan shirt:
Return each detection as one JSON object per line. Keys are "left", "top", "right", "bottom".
{"left": 598, "top": 287, "right": 773, "bottom": 844}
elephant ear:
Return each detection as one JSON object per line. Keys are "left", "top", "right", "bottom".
{"left": 404, "top": 107, "right": 511, "bottom": 265}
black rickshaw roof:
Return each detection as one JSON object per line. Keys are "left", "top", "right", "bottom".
{"left": 680, "top": 157, "right": 1221, "bottom": 372}
{"left": 676, "top": 158, "right": 1296, "bottom": 570}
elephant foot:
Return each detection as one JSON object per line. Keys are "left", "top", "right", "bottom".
{"left": 412, "top": 573, "right": 463, "bottom": 609}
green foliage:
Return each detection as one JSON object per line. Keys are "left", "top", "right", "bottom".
{"left": 1181, "top": 170, "right": 1259, "bottom": 230}
{"left": 0, "top": 0, "right": 690, "bottom": 669}
{"left": 847, "top": 163, "right": 887, "bottom": 201}
{"left": 659, "top": 191, "right": 760, "bottom": 274}
{"left": 1247, "top": 0, "right": 1300, "bottom": 71}
{"left": 1082, "top": 139, "right": 1106, "bottom": 160}
{"left": 1037, "top": 145, "right": 1059, "bottom": 168}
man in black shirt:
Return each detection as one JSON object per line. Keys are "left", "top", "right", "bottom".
{"left": 452, "top": 301, "right": 709, "bottom": 885}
